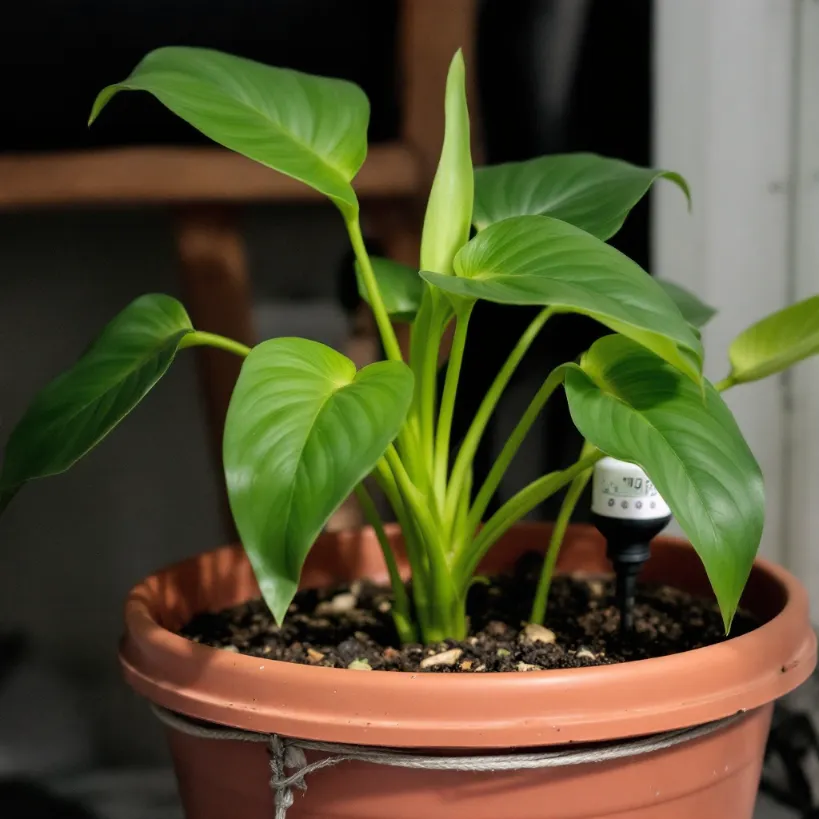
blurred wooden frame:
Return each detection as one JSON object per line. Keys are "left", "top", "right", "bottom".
{"left": 0, "top": 0, "right": 482, "bottom": 531}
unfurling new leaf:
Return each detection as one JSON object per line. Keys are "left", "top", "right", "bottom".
{"left": 419, "top": 50, "right": 473, "bottom": 275}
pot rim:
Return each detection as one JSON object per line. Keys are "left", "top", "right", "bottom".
{"left": 120, "top": 523, "right": 816, "bottom": 748}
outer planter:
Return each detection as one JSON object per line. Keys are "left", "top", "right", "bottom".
{"left": 121, "top": 523, "right": 815, "bottom": 819}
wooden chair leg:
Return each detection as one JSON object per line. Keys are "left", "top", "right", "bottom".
{"left": 174, "top": 205, "right": 255, "bottom": 537}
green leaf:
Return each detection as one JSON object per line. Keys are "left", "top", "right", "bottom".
{"left": 223, "top": 338, "right": 414, "bottom": 622}
{"left": 473, "top": 153, "right": 690, "bottom": 240}
{"left": 0, "top": 295, "right": 193, "bottom": 511}
{"left": 727, "top": 295, "right": 819, "bottom": 385}
{"left": 422, "top": 215, "right": 703, "bottom": 383}
{"left": 90, "top": 47, "right": 369, "bottom": 218}
{"left": 420, "top": 49, "right": 474, "bottom": 274}
{"left": 355, "top": 257, "right": 422, "bottom": 322}
{"left": 656, "top": 280, "right": 717, "bottom": 328}
{"left": 565, "top": 335, "right": 764, "bottom": 628}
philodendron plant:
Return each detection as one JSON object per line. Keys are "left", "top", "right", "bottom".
{"left": 3, "top": 47, "right": 819, "bottom": 647}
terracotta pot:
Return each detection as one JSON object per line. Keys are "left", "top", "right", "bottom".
{"left": 121, "top": 523, "right": 815, "bottom": 818}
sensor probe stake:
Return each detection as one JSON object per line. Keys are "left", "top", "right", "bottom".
{"left": 590, "top": 458, "right": 672, "bottom": 636}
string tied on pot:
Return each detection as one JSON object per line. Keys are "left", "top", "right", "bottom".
{"left": 151, "top": 704, "right": 743, "bottom": 818}
{"left": 268, "top": 735, "right": 300, "bottom": 819}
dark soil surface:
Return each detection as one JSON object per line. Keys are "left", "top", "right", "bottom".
{"left": 180, "top": 552, "right": 758, "bottom": 672}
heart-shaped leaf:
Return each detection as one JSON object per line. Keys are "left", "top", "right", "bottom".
{"left": 422, "top": 215, "right": 703, "bottom": 383}
{"left": 0, "top": 295, "right": 193, "bottom": 511}
{"left": 565, "top": 335, "right": 764, "bottom": 628}
{"left": 473, "top": 153, "right": 690, "bottom": 239}
{"left": 420, "top": 49, "right": 474, "bottom": 275}
{"left": 727, "top": 295, "right": 819, "bottom": 385}
{"left": 355, "top": 257, "right": 422, "bottom": 322}
{"left": 656, "top": 280, "right": 717, "bottom": 328}
{"left": 90, "top": 47, "right": 369, "bottom": 218}
{"left": 223, "top": 338, "right": 414, "bottom": 622}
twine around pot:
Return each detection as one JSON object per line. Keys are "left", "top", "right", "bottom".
{"left": 151, "top": 703, "right": 744, "bottom": 819}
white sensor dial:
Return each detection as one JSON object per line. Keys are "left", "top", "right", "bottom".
{"left": 591, "top": 457, "right": 671, "bottom": 521}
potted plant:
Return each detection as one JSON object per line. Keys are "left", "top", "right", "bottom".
{"left": 1, "top": 47, "right": 816, "bottom": 818}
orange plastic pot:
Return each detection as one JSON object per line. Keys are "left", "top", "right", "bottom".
{"left": 121, "top": 524, "right": 815, "bottom": 818}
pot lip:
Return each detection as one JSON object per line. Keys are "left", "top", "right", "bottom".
{"left": 120, "top": 524, "right": 817, "bottom": 748}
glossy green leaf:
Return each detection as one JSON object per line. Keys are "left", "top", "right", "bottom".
{"left": 656, "top": 280, "right": 717, "bottom": 328}
{"left": 473, "top": 153, "right": 690, "bottom": 239}
{"left": 223, "top": 338, "right": 414, "bottom": 622}
{"left": 90, "top": 47, "right": 369, "bottom": 218}
{"left": 0, "top": 295, "right": 193, "bottom": 511}
{"left": 355, "top": 257, "right": 422, "bottom": 322}
{"left": 727, "top": 295, "right": 819, "bottom": 385}
{"left": 422, "top": 215, "right": 703, "bottom": 383}
{"left": 565, "top": 335, "right": 764, "bottom": 628}
{"left": 420, "top": 49, "right": 474, "bottom": 274}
